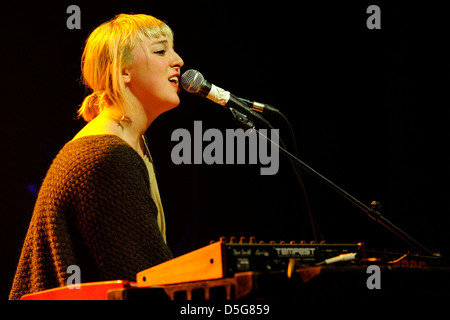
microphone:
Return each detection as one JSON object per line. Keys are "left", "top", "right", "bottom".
{"left": 180, "top": 69, "right": 273, "bottom": 125}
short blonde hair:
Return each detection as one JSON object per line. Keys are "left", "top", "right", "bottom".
{"left": 78, "top": 13, "right": 174, "bottom": 122}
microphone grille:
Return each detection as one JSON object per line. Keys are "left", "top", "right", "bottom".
{"left": 181, "top": 69, "right": 204, "bottom": 93}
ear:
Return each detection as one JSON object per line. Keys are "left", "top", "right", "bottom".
{"left": 122, "top": 66, "right": 132, "bottom": 84}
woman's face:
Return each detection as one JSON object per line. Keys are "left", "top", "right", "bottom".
{"left": 124, "top": 35, "right": 184, "bottom": 120}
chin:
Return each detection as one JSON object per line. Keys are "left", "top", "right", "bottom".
{"left": 167, "top": 96, "right": 181, "bottom": 110}
{"left": 155, "top": 97, "right": 180, "bottom": 117}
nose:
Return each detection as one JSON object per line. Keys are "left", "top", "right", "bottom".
{"left": 171, "top": 51, "right": 184, "bottom": 71}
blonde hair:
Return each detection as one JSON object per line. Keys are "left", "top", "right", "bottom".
{"left": 78, "top": 13, "right": 174, "bottom": 122}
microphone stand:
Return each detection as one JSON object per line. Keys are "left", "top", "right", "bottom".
{"left": 228, "top": 107, "right": 437, "bottom": 257}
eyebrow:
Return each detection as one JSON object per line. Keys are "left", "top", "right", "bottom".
{"left": 151, "top": 39, "right": 174, "bottom": 48}
{"left": 151, "top": 40, "right": 168, "bottom": 46}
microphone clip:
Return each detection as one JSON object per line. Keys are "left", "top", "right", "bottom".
{"left": 238, "top": 98, "right": 280, "bottom": 115}
{"left": 228, "top": 108, "right": 255, "bottom": 131}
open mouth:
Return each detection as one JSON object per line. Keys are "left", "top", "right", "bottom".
{"left": 169, "top": 75, "right": 180, "bottom": 87}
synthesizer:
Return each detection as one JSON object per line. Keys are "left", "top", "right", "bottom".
{"left": 137, "top": 238, "right": 364, "bottom": 287}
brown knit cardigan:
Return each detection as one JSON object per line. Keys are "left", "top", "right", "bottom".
{"left": 9, "top": 135, "right": 173, "bottom": 300}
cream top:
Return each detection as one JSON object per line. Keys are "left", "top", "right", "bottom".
{"left": 142, "top": 136, "right": 167, "bottom": 243}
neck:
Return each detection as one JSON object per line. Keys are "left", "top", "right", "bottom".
{"left": 97, "top": 104, "right": 151, "bottom": 158}
{"left": 73, "top": 94, "right": 160, "bottom": 158}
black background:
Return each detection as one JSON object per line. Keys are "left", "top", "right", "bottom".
{"left": 1, "top": 1, "right": 448, "bottom": 300}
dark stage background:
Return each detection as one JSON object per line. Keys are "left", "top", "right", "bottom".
{"left": 1, "top": 1, "right": 448, "bottom": 299}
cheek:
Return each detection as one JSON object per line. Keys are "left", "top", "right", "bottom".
{"left": 128, "top": 64, "right": 179, "bottom": 111}
{"left": 127, "top": 54, "right": 179, "bottom": 109}
{"left": 131, "top": 66, "right": 165, "bottom": 97}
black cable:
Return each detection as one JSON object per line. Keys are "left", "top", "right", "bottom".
{"left": 233, "top": 99, "right": 324, "bottom": 242}
{"left": 268, "top": 113, "right": 324, "bottom": 242}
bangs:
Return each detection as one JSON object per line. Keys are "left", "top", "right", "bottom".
{"left": 115, "top": 14, "right": 174, "bottom": 66}
{"left": 143, "top": 20, "right": 174, "bottom": 42}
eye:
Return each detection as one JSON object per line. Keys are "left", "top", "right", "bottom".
{"left": 154, "top": 50, "right": 166, "bottom": 56}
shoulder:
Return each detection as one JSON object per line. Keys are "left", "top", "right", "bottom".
{"left": 66, "top": 134, "right": 135, "bottom": 156}
{"left": 64, "top": 134, "right": 142, "bottom": 167}
{"left": 47, "top": 135, "right": 149, "bottom": 188}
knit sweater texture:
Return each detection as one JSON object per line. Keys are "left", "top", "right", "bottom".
{"left": 9, "top": 135, "right": 173, "bottom": 300}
